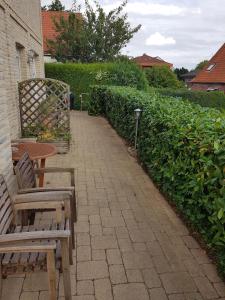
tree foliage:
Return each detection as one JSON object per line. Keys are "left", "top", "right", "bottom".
{"left": 145, "top": 66, "right": 182, "bottom": 88}
{"left": 195, "top": 60, "right": 209, "bottom": 71}
{"left": 47, "top": 0, "right": 141, "bottom": 62}
{"left": 174, "top": 67, "right": 189, "bottom": 81}
{"left": 47, "top": 0, "right": 65, "bottom": 11}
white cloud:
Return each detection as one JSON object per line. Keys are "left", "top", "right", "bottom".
{"left": 102, "top": 2, "right": 200, "bottom": 17}
{"left": 146, "top": 32, "right": 176, "bottom": 46}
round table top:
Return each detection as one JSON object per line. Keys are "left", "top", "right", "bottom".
{"left": 12, "top": 142, "right": 57, "bottom": 161}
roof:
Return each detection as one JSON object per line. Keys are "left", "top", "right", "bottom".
{"left": 133, "top": 54, "right": 173, "bottom": 68}
{"left": 192, "top": 43, "right": 225, "bottom": 84}
{"left": 42, "top": 11, "right": 82, "bottom": 54}
{"left": 180, "top": 71, "right": 197, "bottom": 79}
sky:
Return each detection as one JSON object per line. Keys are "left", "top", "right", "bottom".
{"left": 41, "top": 0, "right": 225, "bottom": 69}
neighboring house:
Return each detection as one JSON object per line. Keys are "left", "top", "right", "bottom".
{"left": 191, "top": 43, "right": 225, "bottom": 92}
{"left": 42, "top": 11, "right": 82, "bottom": 62}
{"left": 133, "top": 54, "right": 173, "bottom": 69}
{"left": 0, "top": 0, "right": 44, "bottom": 191}
{"left": 180, "top": 71, "right": 197, "bottom": 87}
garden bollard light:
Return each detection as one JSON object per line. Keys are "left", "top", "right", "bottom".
{"left": 134, "top": 108, "right": 142, "bottom": 149}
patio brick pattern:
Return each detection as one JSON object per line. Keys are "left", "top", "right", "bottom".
{"left": 2, "top": 111, "right": 225, "bottom": 299}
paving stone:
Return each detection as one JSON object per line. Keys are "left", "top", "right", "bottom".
{"left": 106, "top": 249, "right": 123, "bottom": 265}
{"left": 213, "top": 282, "right": 225, "bottom": 297}
{"left": 122, "top": 251, "right": 153, "bottom": 269}
{"left": 77, "top": 246, "right": 91, "bottom": 261}
{"left": 102, "top": 227, "right": 115, "bottom": 235}
{"left": 168, "top": 295, "right": 184, "bottom": 300}
{"left": 94, "top": 278, "right": 113, "bottom": 300}
{"left": 185, "top": 292, "right": 203, "bottom": 300}
{"left": 201, "top": 263, "right": 222, "bottom": 283}
{"left": 77, "top": 260, "right": 109, "bottom": 280}
{"left": 77, "top": 233, "right": 91, "bottom": 246}
{"left": 142, "top": 268, "right": 161, "bottom": 288}
{"left": 160, "top": 272, "right": 197, "bottom": 294}
{"left": 149, "top": 287, "right": 168, "bottom": 300}
{"left": 133, "top": 242, "right": 147, "bottom": 251}
{"left": 72, "top": 296, "right": 95, "bottom": 300}
{"left": 75, "top": 221, "right": 90, "bottom": 233}
{"left": 39, "top": 291, "right": 49, "bottom": 300}
{"left": 152, "top": 255, "right": 172, "bottom": 274}
{"left": 79, "top": 205, "right": 99, "bottom": 215}
{"left": 90, "top": 224, "right": 103, "bottom": 236}
{"left": 92, "top": 249, "right": 106, "bottom": 260}
{"left": 23, "top": 272, "right": 49, "bottom": 291}
{"left": 194, "top": 276, "right": 218, "bottom": 299}
{"left": 113, "top": 283, "right": 149, "bottom": 300}
{"left": 77, "top": 280, "right": 94, "bottom": 295}
{"left": 115, "top": 227, "right": 129, "bottom": 239}
{"left": 146, "top": 241, "right": 164, "bottom": 256}
{"left": 182, "top": 236, "right": 200, "bottom": 249}
{"left": 118, "top": 238, "right": 133, "bottom": 252}
{"left": 109, "top": 265, "right": 127, "bottom": 284}
{"left": 91, "top": 235, "right": 118, "bottom": 249}
{"left": 126, "top": 269, "right": 143, "bottom": 283}
{"left": 101, "top": 215, "right": 125, "bottom": 227}
{"left": 183, "top": 258, "right": 203, "bottom": 277}
{"left": 19, "top": 292, "right": 39, "bottom": 300}
{"left": 1, "top": 277, "right": 24, "bottom": 300}
{"left": 190, "top": 249, "right": 210, "bottom": 264}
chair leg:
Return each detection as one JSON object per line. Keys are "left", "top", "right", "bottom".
{"left": 47, "top": 250, "right": 57, "bottom": 300}
{"left": 70, "top": 215, "right": 75, "bottom": 249}
{"left": 69, "top": 235, "right": 73, "bottom": 265}
{"left": 61, "top": 239, "right": 72, "bottom": 300}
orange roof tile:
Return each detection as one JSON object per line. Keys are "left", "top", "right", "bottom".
{"left": 42, "top": 11, "right": 81, "bottom": 54}
{"left": 192, "top": 43, "right": 225, "bottom": 84}
{"left": 133, "top": 54, "right": 173, "bottom": 68}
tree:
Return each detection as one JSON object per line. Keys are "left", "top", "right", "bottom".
{"left": 41, "top": 5, "right": 47, "bottom": 11}
{"left": 47, "top": 0, "right": 65, "bottom": 11}
{"left": 195, "top": 60, "right": 209, "bottom": 71}
{"left": 47, "top": 13, "right": 85, "bottom": 62}
{"left": 174, "top": 67, "right": 189, "bottom": 81}
{"left": 145, "top": 66, "right": 182, "bottom": 89}
{"left": 47, "top": 0, "right": 141, "bottom": 62}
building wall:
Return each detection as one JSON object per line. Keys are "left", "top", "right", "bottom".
{"left": 191, "top": 83, "right": 225, "bottom": 92}
{"left": 0, "top": 0, "right": 44, "bottom": 192}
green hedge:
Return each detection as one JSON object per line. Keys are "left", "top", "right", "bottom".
{"left": 45, "top": 61, "right": 148, "bottom": 109}
{"left": 156, "top": 88, "right": 225, "bottom": 110}
{"left": 89, "top": 85, "right": 225, "bottom": 275}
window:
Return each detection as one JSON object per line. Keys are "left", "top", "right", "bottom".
{"left": 28, "top": 50, "right": 37, "bottom": 79}
{"left": 206, "top": 64, "right": 216, "bottom": 71}
{"left": 15, "top": 46, "right": 22, "bottom": 81}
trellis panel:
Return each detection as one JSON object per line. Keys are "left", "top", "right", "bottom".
{"left": 18, "top": 78, "right": 70, "bottom": 140}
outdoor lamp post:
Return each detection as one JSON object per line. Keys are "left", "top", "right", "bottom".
{"left": 134, "top": 108, "right": 142, "bottom": 149}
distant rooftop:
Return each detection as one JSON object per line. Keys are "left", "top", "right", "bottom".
{"left": 192, "top": 43, "right": 225, "bottom": 84}
{"left": 133, "top": 53, "right": 173, "bottom": 69}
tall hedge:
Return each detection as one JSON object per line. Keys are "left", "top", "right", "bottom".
{"left": 45, "top": 61, "right": 148, "bottom": 109}
{"left": 89, "top": 85, "right": 225, "bottom": 275}
{"left": 156, "top": 88, "right": 225, "bottom": 111}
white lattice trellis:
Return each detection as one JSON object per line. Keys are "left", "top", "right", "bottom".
{"left": 18, "top": 78, "right": 70, "bottom": 140}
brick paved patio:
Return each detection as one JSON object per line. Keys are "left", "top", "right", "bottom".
{"left": 2, "top": 111, "right": 225, "bottom": 299}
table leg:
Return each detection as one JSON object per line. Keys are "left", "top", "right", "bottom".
{"left": 39, "top": 158, "right": 46, "bottom": 187}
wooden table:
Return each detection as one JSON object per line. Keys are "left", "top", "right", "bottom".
{"left": 12, "top": 142, "right": 57, "bottom": 187}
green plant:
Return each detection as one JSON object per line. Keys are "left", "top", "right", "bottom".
{"left": 145, "top": 66, "right": 182, "bottom": 89}
{"left": 157, "top": 88, "right": 225, "bottom": 111}
{"left": 89, "top": 85, "right": 225, "bottom": 275}
{"left": 45, "top": 61, "right": 148, "bottom": 110}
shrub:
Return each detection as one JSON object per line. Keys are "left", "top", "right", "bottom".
{"left": 145, "top": 66, "right": 182, "bottom": 88}
{"left": 157, "top": 88, "right": 225, "bottom": 111}
{"left": 45, "top": 61, "right": 148, "bottom": 109}
{"left": 89, "top": 85, "right": 225, "bottom": 275}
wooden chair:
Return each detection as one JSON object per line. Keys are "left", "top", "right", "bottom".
{"left": 14, "top": 152, "right": 77, "bottom": 246}
{"left": 0, "top": 175, "right": 72, "bottom": 300}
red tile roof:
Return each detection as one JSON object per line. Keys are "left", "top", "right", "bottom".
{"left": 133, "top": 54, "right": 173, "bottom": 68}
{"left": 192, "top": 43, "right": 225, "bottom": 84}
{"left": 42, "top": 11, "right": 81, "bottom": 54}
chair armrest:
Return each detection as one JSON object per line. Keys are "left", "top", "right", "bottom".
{"left": 34, "top": 167, "right": 75, "bottom": 187}
{"left": 18, "top": 187, "right": 74, "bottom": 194}
{"left": 0, "top": 230, "right": 70, "bottom": 246}
{"left": 13, "top": 191, "right": 72, "bottom": 204}
{"left": 0, "top": 241, "right": 56, "bottom": 253}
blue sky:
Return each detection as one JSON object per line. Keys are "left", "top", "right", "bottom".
{"left": 41, "top": 0, "right": 225, "bottom": 69}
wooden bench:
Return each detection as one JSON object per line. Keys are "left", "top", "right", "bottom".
{"left": 14, "top": 152, "right": 77, "bottom": 247}
{"left": 0, "top": 175, "right": 72, "bottom": 300}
